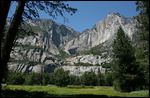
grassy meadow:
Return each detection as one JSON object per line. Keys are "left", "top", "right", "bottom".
{"left": 1, "top": 85, "right": 149, "bottom": 97}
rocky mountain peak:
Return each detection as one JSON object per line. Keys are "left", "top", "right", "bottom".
{"left": 107, "top": 12, "right": 124, "bottom": 18}
{"left": 64, "top": 12, "right": 139, "bottom": 55}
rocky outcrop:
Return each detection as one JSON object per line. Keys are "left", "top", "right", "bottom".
{"left": 60, "top": 54, "right": 110, "bottom": 76}
{"left": 8, "top": 62, "right": 56, "bottom": 73}
{"left": 9, "top": 45, "right": 64, "bottom": 73}
{"left": 16, "top": 31, "right": 59, "bottom": 55}
{"left": 66, "top": 54, "right": 112, "bottom": 66}
{"left": 56, "top": 66, "right": 106, "bottom": 76}
{"left": 64, "top": 13, "right": 139, "bottom": 54}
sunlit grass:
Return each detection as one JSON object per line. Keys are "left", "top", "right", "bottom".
{"left": 2, "top": 85, "right": 149, "bottom": 97}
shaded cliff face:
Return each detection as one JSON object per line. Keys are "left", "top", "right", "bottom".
{"left": 8, "top": 19, "right": 80, "bottom": 73}
{"left": 26, "top": 19, "right": 80, "bottom": 47}
{"left": 64, "top": 13, "right": 139, "bottom": 54}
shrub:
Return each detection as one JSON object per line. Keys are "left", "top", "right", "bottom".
{"left": 6, "top": 72, "right": 25, "bottom": 85}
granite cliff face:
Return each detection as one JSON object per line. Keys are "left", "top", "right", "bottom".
{"left": 64, "top": 13, "right": 139, "bottom": 54}
{"left": 8, "top": 19, "right": 79, "bottom": 73}
{"left": 66, "top": 54, "right": 109, "bottom": 66}
{"left": 26, "top": 19, "right": 80, "bottom": 47}
{"left": 57, "top": 66, "right": 106, "bottom": 76}
{"left": 8, "top": 13, "right": 139, "bottom": 75}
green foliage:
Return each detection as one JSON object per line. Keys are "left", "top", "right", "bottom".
{"left": 82, "top": 44, "right": 103, "bottom": 55}
{"left": 54, "top": 68, "right": 70, "bottom": 87}
{"left": 16, "top": 23, "right": 44, "bottom": 39}
{"left": 104, "top": 72, "right": 113, "bottom": 86}
{"left": 9, "top": 58, "right": 45, "bottom": 66}
{"left": 101, "top": 62, "right": 111, "bottom": 68}
{"left": 69, "top": 75, "right": 81, "bottom": 85}
{"left": 15, "top": 44, "right": 43, "bottom": 49}
{"left": 25, "top": 72, "right": 42, "bottom": 85}
{"left": 67, "top": 85, "right": 94, "bottom": 89}
{"left": 24, "top": 72, "right": 57, "bottom": 85}
{"left": 6, "top": 72, "right": 25, "bottom": 85}
{"left": 80, "top": 71, "right": 98, "bottom": 86}
{"left": 5, "top": 69, "right": 114, "bottom": 87}
{"left": 135, "top": 1, "right": 149, "bottom": 46}
{"left": 82, "top": 43, "right": 110, "bottom": 60}
{"left": 30, "top": 26, "right": 43, "bottom": 32}
{"left": 112, "top": 26, "right": 145, "bottom": 92}
{"left": 135, "top": 1, "right": 149, "bottom": 89}
{"left": 56, "top": 47, "right": 70, "bottom": 59}
{"left": 97, "top": 72, "right": 105, "bottom": 86}
{"left": 112, "top": 27, "right": 135, "bottom": 63}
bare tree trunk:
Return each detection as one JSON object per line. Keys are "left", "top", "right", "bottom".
{"left": 0, "top": 1, "right": 25, "bottom": 95}
{"left": 0, "top": 1, "right": 11, "bottom": 43}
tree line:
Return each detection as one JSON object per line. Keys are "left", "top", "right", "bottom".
{"left": 4, "top": 68, "right": 113, "bottom": 87}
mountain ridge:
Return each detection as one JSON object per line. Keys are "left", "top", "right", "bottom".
{"left": 64, "top": 12, "right": 139, "bottom": 55}
{"left": 7, "top": 12, "right": 139, "bottom": 75}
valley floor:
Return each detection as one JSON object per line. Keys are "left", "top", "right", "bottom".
{"left": 1, "top": 85, "right": 149, "bottom": 97}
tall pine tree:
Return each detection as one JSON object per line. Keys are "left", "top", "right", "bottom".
{"left": 112, "top": 26, "right": 144, "bottom": 92}
{"left": 134, "top": 1, "right": 149, "bottom": 89}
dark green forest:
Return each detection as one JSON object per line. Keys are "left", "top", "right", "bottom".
{"left": 4, "top": 68, "right": 113, "bottom": 87}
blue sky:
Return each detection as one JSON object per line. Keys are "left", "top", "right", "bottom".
{"left": 8, "top": 1, "right": 140, "bottom": 33}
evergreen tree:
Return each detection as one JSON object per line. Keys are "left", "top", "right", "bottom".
{"left": 49, "top": 73, "right": 55, "bottom": 85}
{"left": 80, "top": 71, "right": 97, "bottom": 86}
{"left": 54, "top": 68, "right": 70, "bottom": 87}
{"left": 135, "top": 1, "right": 149, "bottom": 89}
{"left": 135, "top": 1, "right": 149, "bottom": 48}
{"left": 105, "top": 72, "right": 113, "bottom": 86}
{"left": 69, "top": 75, "right": 81, "bottom": 85}
{"left": 97, "top": 72, "right": 105, "bottom": 86}
{"left": 112, "top": 26, "right": 144, "bottom": 92}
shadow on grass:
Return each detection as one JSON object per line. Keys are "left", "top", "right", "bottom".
{"left": 1, "top": 89, "right": 49, "bottom": 97}
{"left": 59, "top": 94, "right": 109, "bottom": 97}
{"left": 1, "top": 89, "right": 119, "bottom": 97}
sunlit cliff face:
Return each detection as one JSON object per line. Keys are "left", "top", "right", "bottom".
{"left": 64, "top": 13, "right": 139, "bottom": 55}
